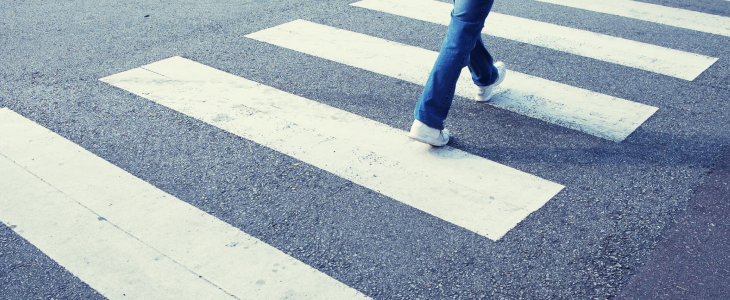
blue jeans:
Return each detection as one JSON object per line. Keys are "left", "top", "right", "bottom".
{"left": 414, "top": 0, "right": 498, "bottom": 130}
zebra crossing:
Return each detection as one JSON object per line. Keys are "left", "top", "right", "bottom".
{"left": 1, "top": 0, "right": 728, "bottom": 298}
{"left": 99, "top": 56, "right": 564, "bottom": 240}
{"left": 535, "top": 0, "right": 730, "bottom": 38}
{"left": 245, "top": 19, "right": 658, "bottom": 142}
{"left": 0, "top": 108, "right": 370, "bottom": 300}
{"left": 351, "top": 0, "right": 718, "bottom": 81}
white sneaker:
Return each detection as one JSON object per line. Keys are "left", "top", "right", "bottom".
{"left": 407, "top": 119, "right": 449, "bottom": 146}
{"left": 474, "top": 61, "right": 507, "bottom": 102}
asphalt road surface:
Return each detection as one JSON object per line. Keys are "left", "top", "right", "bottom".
{"left": 1, "top": 0, "right": 729, "bottom": 299}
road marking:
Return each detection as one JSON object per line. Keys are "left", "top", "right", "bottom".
{"left": 351, "top": 0, "right": 718, "bottom": 81}
{"left": 245, "top": 20, "right": 658, "bottom": 142}
{"left": 535, "top": 0, "right": 730, "bottom": 38}
{"left": 100, "top": 56, "right": 565, "bottom": 240}
{"left": 0, "top": 108, "right": 371, "bottom": 300}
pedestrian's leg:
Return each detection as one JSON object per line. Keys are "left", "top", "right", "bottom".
{"left": 413, "top": 0, "right": 495, "bottom": 131}
{"left": 467, "top": 35, "right": 499, "bottom": 87}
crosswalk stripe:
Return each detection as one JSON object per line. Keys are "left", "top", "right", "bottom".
{"left": 100, "top": 56, "right": 565, "bottom": 241}
{"left": 245, "top": 20, "right": 658, "bottom": 142}
{"left": 350, "top": 0, "right": 718, "bottom": 81}
{"left": 0, "top": 155, "right": 235, "bottom": 299}
{"left": 535, "top": 0, "right": 730, "bottom": 38}
{"left": 0, "top": 108, "right": 371, "bottom": 300}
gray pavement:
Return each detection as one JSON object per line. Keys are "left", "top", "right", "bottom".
{"left": 1, "top": 0, "right": 729, "bottom": 299}
{"left": 619, "top": 144, "right": 730, "bottom": 300}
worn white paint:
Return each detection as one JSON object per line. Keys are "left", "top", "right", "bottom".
{"left": 535, "top": 0, "right": 730, "bottom": 38}
{"left": 351, "top": 0, "right": 718, "bottom": 81}
{"left": 245, "top": 20, "right": 658, "bottom": 142}
{"left": 100, "top": 56, "right": 565, "bottom": 240}
{"left": 0, "top": 108, "right": 371, "bottom": 300}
